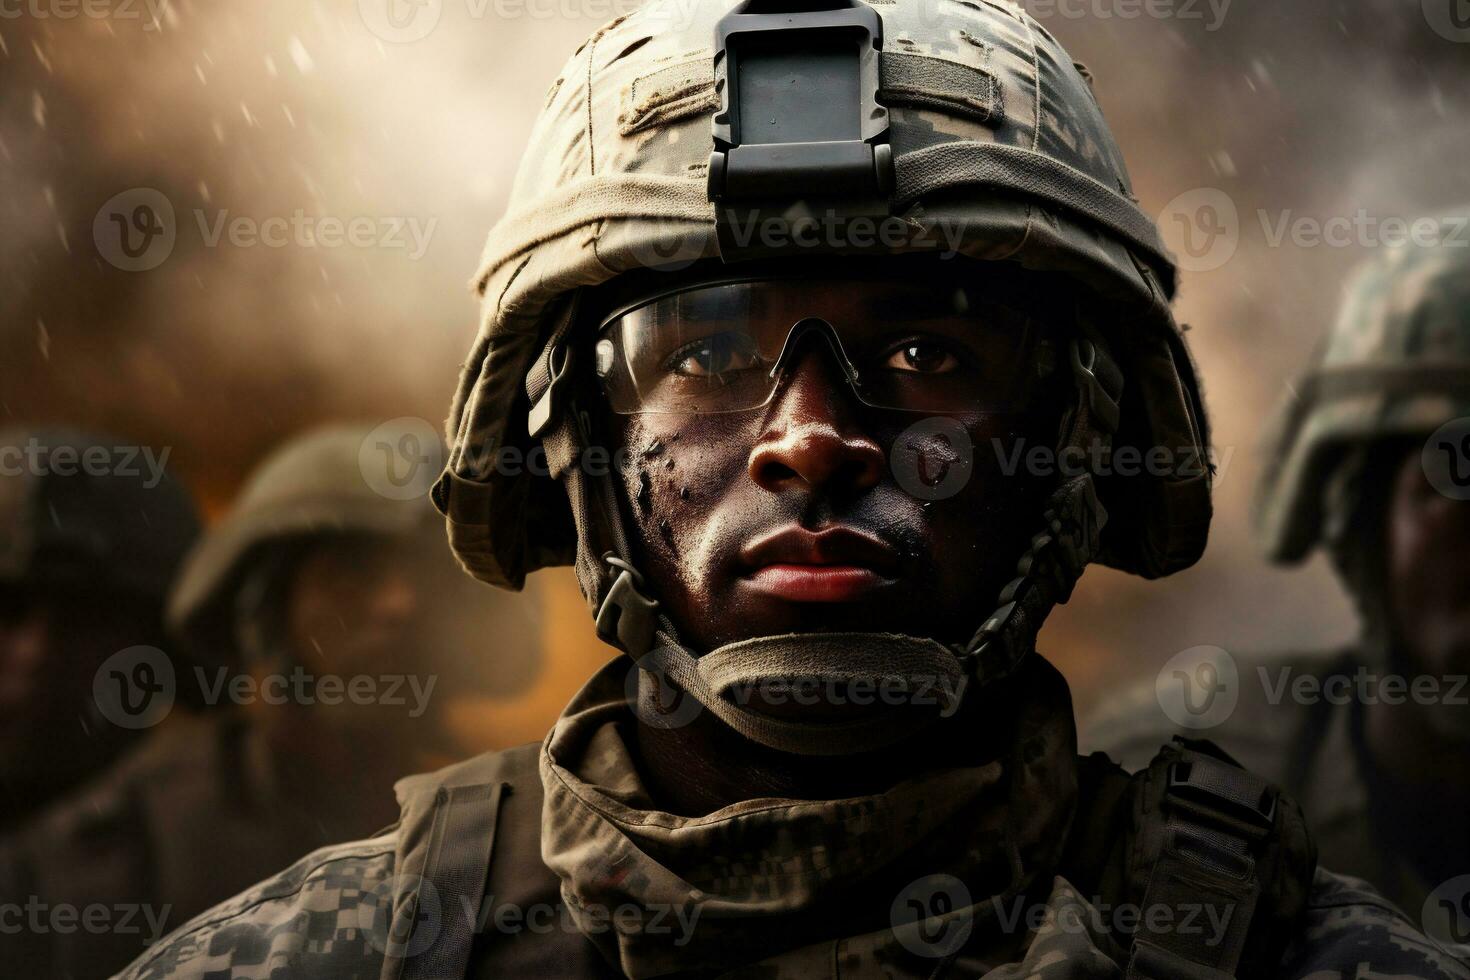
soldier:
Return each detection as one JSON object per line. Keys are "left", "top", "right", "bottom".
{"left": 0, "top": 426, "right": 199, "bottom": 830}
{"left": 115, "top": 1, "right": 1467, "bottom": 977}
{"left": 1085, "top": 218, "right": 1470, "bottom": 920}
{"left": 1, "top": 423, "right": 543, "bottom": 979}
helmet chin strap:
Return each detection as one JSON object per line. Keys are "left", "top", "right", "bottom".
{"left": 527, "top": 296, "right": 1121, "bottom": 757}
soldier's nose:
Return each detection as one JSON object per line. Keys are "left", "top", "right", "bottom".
{"left": 748, "top": 345, "right": 884, "bottom": 495}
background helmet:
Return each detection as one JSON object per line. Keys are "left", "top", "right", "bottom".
{"left": 0, "top": 427, "right": 199, "bottom": 601}
{"left": 1254, "top": 208, "right": 1470, "bottom": 566}
{"left": 168, "top": 422, "right": 446, "bottom": 664}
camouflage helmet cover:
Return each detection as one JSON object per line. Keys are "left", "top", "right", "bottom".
{"left": 167, "top": 423, "right": 442, "bottom": 658}
{"left": 0, "top": 427, "right": 199, "bottom": 600}
{"left": 1254, "top": 210, "right": 1470, "bottom": 563}
{"left": 435, "top": 0, "right": 1212, "bottom": 598}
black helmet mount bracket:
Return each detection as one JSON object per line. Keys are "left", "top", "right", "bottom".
{"left": 707, "top": 0, "right": 895, "bottom": 262}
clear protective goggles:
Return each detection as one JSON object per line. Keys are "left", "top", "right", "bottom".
{"left": 592, "top": 275, "right": 1061, "bottom": 416}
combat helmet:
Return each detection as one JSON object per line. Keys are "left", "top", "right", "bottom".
{"left": 168, "top": 422, "right": 443, "bottom": 665}
{"left": 0, "top": 427, "right": 199, "bottom": 601}
{"left": 435, "top": 0, "right": 1212, "bottom": 754}
{"left": 1255, "top": 208, "right": 1470, "bottom": 565}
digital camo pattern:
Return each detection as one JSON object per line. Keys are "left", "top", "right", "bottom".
{"left": 115, "top": 660, "right": 1470, "bottom": 980}
{"left": 1282, "top": 870, "right": 1470, "bottom": 980}
{"left": 113, "top": 836, "right": 396, "bottom": 980}
{"left": 110, "top": 829, "right": 1470, "bottom": 978}
{"left": 1255, "top": 208, "right": 1470, "bottom": 562}
{"left": 0, "top": 712, "right": 373, "bottom": 979}
{"left": 536, "top": 658, "right": 1077, "bottom": 977}
{"left": 1321, "top": 214, "right": 1470, "bottom": 369}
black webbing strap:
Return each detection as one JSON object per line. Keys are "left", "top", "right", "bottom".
{"left": 384, "top": 782, "right": 507, "bottom": 980}
{"left": 525, "top": 296, "right": 581, "bottom": 441}
{"left": 1125, "top": 750, "right": 1277, "bottom": 980}
{"left": 962, "top": 470, "right": 1106, "bottom": 682}
{"left": 961, "top": 335, "right": 1120, "bottom": 681}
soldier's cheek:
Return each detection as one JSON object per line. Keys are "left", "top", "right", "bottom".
{"left": 614, "top": 422, "right": 716, "bottom": 558}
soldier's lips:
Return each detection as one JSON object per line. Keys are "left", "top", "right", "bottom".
{"left": 738, "top": 526, "right": 899, "bottom": 602}
{"left": 744, "top": 565, "right": 893, "bottom": 602}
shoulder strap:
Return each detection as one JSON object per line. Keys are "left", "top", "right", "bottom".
{"left": 379, "top": 743, "right": 544, "bottom": 980}
{"left": 1122, "top": 738, "right": 1318, "bottom": 980}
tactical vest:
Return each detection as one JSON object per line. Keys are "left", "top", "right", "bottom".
{"left": 380, "top": 737, "right": 1315, "bottom": 980}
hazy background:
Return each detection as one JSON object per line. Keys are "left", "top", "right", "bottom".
{"left": 4, "top": 0, "right": 1469, "bottom": 724}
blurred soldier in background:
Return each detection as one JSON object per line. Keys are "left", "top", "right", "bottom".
{"left": 0, "top": 427, "right": 199, "bottom": 831}
{"left": 0, "top": 422, "right": 544, "bottom": 979}
{"left": 1087, "top": 217, "right": 1470, "bottom": 917}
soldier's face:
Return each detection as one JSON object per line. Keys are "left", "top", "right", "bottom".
{"left": 604, "top": 296, "right": 1063, "bottom": 651}
{"left": 1388, "top": 447, "right": 1470, "bottom": 680}
{"left": 0, "top": 584, "right": 160, "bottom": 802}
{"left": 277, "top": 534, "right": 534, "bottom": 742}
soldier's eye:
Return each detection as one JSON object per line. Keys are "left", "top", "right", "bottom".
{"left": 884, "top": 341, "right": 960, "bottom": 374}
{"left": 666, "top": 334, "right": 762, "bottom": 378}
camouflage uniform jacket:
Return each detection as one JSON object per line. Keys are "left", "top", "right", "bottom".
{"left": 0, "top": 712, "right": 361, "bottom": 979}
{"left": 1083, "top": 648, "right": 1465, "bottom": 918}
{"left": 111, "top": 738, "right": 1469, "bottom": 979}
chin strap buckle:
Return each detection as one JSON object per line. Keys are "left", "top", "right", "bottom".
{"left": 594, "top": 554, "right": 660, "bottom": 658}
